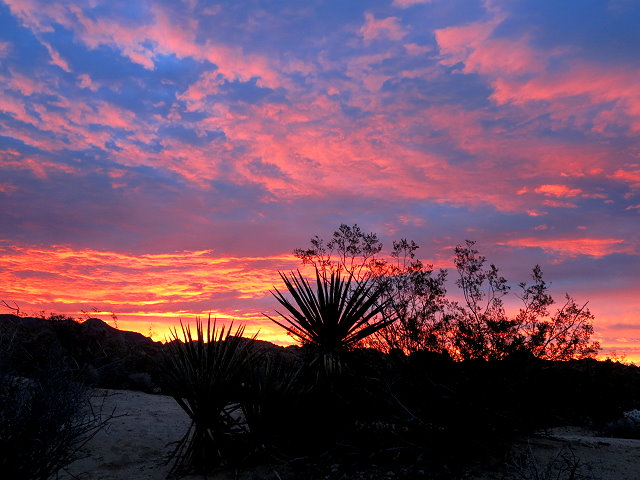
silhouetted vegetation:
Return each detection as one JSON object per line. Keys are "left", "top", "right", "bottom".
{"left": 265, "top": 268, "right": 394, "bottom": 376}
{"left": 1, "top": 308, "right": 638, "bottom": 479}
{"left": 0, "top": 314, "right": 113, "bottom": 479}
{"left": 163, "top": 318, "right": 257, "bottom": 474}
{"left": 294, "top": 224, "right": 449, "bottom": 355}
{"left": 295, "top": 225, "right": 600, "bottom": 361}
{"left": 448, "top": 241, "right": 599, "bottom": 361}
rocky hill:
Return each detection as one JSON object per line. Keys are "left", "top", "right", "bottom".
{"left": 0, "top": 314, "right": 290, "bottom": 392}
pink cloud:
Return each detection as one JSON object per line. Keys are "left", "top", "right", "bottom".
{"left": 178, "top": 71, "right": 224, "bottom": 109}
{"left": 499, "top": 237, "right": 635, "bottom": 258}
{"left": 490, "top": 64, "right": 640, "bottom": 134}
{"left": 359, "top": 13, "right": 407, "bottom": 44}
{"left": 1, "top": 0, "right": 633, "bottom": 221}
{"left": 5, "top": 1, "right": 284, "bottom": 88}
{"left": 0, "top": 95, "right": 35, "bottom": 125}
{"left": 542, "top": 199, "right": 577, "bottom": 208}
{"left": 612, "top": 166, "right": 640, "bottom": 188}
{"left": 77, "top": 73, "right": 99, "bottom": 91}
{"left": 0, "top": 150, "right": 78, "bottom": 179}
{"left": 41, "top": 40, "right": 71, "bottom": 72}
{"left": 0, "top": 42, "right": 11, "bottom": 58}
{"left": 67, "top": 3, "right": 283, "bottom": 87}
{"left": 437, "top": 18, "right": 547, "bottom": 78}
{"left": 403, "top": 43, "right": 431, "bottom": 55}
{"left": 433, "top": 6, "right": 640, "bottom": 136}
{"left": 526, "top": 210, "right": 548, "bottom": 217}
{"left": 173, "top": 83, "right": 619, "bottom": 214}
{"left": 6, "top": 70, "right": 51, "bottom": 96}
{"left": 393, "top": 0, "right": 433, "bottom": 7}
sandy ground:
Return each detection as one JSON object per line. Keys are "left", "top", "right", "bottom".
{"left": 60, "top": 389, "right": 200, "bottom": 480}
{"left": 61, "top": 388, "right": 640, "bottom": 480}
{"left": 511, "top": 427, "right": 640, "bottom": 479}
{"left": 473, "top": 426, "right": 640, "bottom": 480}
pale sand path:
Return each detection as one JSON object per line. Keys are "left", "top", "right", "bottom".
{"left": 476, "top": 427, "right": 640, "bottom": 480}
{"left": 61, "top": 388, "right": 640, "bottom": 480}
{"left": 526, "top": 427, "right": 640, "bottom": 479}
{"left": 61, "top": 388, "right": 214, "bottom": 480}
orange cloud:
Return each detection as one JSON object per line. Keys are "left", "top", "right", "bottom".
{"left": 0, "top": 245, "right": 302, "bottom": 344}
{"left": 0, "top": 183, "right": 17, "bottom": 194}
{"left": 534, "top": 184, "right": 582, "bottom": 197}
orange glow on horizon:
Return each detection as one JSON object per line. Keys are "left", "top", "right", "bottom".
{"left": 1, "top": 243, "right": 638, "bottom": 363}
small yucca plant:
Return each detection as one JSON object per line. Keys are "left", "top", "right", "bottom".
{"left": 163, "top": 317, "right": 256, "bottom": 474}
{"left": 265, "top": 268, "right": 394, "bottom": 375}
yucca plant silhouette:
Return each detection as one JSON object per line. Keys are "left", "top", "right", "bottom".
{"left": 265, "top": 268, "right": 393, "bottom": 375}
{"left": 164, "top": 317, "right": 256, "bottom": 474}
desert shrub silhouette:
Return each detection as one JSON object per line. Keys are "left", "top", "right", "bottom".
{"left": 0, "top": 319, "right": 110, "bottom": 480}
{"left": 447, "top": 241, "right": 600, "bottom": 361}
{"left": 163, "top": 317, "right": 256, "bottom": 474}
{"left": 294, "top": 225, "right": 600, "bottom": 361}
{"left": 294, "top": 224, "right": 448, "bottom": 356}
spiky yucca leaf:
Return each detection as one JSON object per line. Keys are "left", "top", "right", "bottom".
{"left": 265, "top": 269, "right": 394, "bottom": 370}
{"left": 164, "top": 316, "right": 256, "bottom": 474}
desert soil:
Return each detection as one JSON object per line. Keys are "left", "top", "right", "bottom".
{"left": 60, "top": 388, "right": 640, "bottom": 480}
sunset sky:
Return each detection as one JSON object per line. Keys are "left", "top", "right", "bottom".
{"left": 1, "top": 0, "right": 639, "bottom": 359}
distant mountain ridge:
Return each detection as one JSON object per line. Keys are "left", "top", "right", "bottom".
{"left": 0, "top": 313, "right": 290, "bottom": 392}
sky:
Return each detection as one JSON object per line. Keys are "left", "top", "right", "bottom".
{"left": 0, "top": 0, "right": 639, "bottom": 359}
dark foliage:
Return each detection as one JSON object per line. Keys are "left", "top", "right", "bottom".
{"left": 162, "top": 318, "right": 257, "bottom": 474}
{"left": 235, "top": 348, "right": 640, "bottom": 479}
{"left": 265, "top": 268, "right": 394, "bottom": 376}
{"left": 0, "top": 372, "right": 110, "bottom": 480}
{"left": 1, "top": 307, "right": 638, "bottom": 479}
{"left": 448, "top": 241, "right": 600, "bottom": 361}
{"left": 0, "top": 318, "right": 112, "bottom": 480}
{"left": 293, "top": 226, "right": 599, "bottom": 361}
{"left": 294, "top": 224, "right": 449, "bottom": 355}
